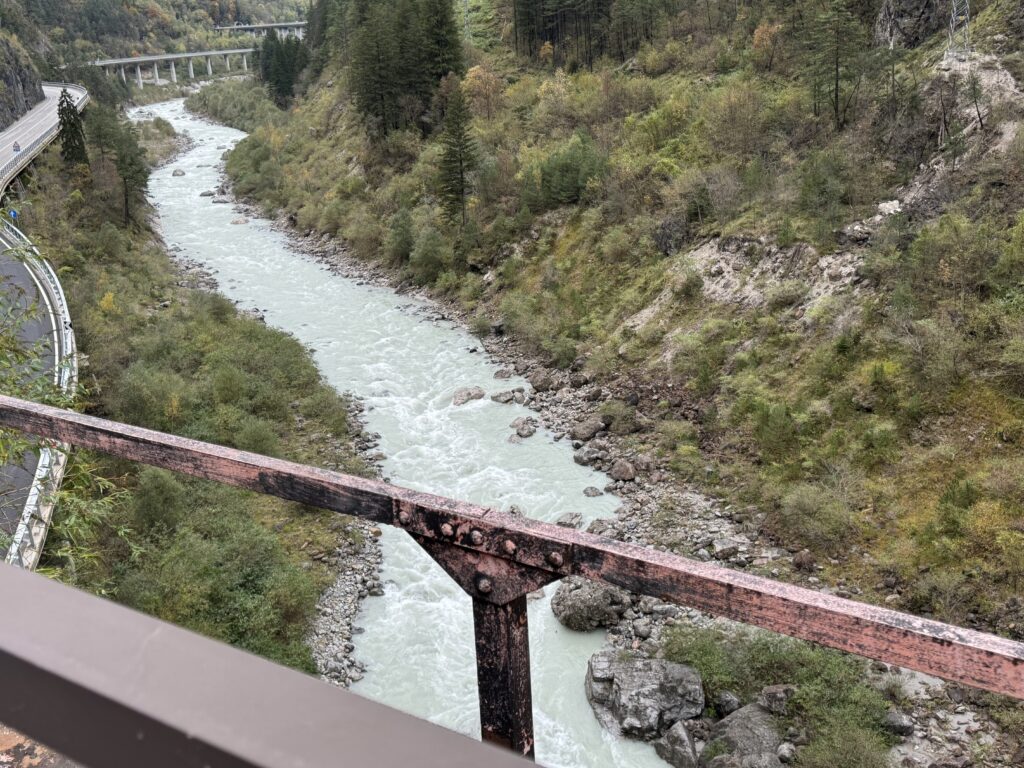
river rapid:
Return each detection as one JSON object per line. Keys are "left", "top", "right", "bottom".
{"left": 137, "top": 99, "right": 665, "bottom": 768}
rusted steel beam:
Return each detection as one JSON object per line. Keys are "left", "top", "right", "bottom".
{"left": 4, "top": 395, "right": 1024, "bottom": 701}
{"left": 417, "top": 536, "right": 559, "bottom": 605}
{"left": 473, "top": 596, "right": 535, "bottom": 760}
{"left": 0, "top": 563, "right": 530, "bottom": 768}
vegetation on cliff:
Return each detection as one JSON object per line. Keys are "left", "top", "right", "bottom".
{"left": 201, "top": 0, "right": 1024, "bottom": 641}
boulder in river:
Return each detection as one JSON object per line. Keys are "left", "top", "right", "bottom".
{"left": 492, "top": 390, "right": 515, "bottom": 404}
{"left": 655, "top": 721, "right": 699, "bottom": 768}
{"left": 585, "top": 650, "right": 704, "bottom": 740}
{"left": 199, "top": 190, "right": 215, "bottom": 197}
{"left": 699, "top": 704, "right": 781, "bottom": 768}
{"left": 551, "top": 576, "right": 631, "bottom": 631}
{"left": 555, "top": 511, "right": 583, "bottom": 529}
{"left": 511, "top": 416, "right": 537, "bottom": 438}
{"left": 452, "top": 386, "right": 486, "bottom": 406}
{"left": 231, "top": 217, "right": 248, "bottom": 225}
{"left": 172, "top": 169, "right": 186, "bottom": 177}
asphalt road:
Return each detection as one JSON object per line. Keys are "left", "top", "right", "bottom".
{"left": 0, "top": 86, "right": 63, "bottom": 538}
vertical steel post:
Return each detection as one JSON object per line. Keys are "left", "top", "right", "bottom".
{"left": 472, "top": 596, "right": 535, "bottom": 760}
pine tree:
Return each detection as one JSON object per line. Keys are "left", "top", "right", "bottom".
{"left": 420, "top": 0, "right": 463, "bottom": 82}
{"left": 349, "top": 3, "right": 400, "bottom": 131}
{"left": 58, "top": 88, "right": 88, "bottom": 165}
{"left": 437, "top": 83, "right": 476, "bottom": 225}
{"left": 114, "top": 121, "right": 150, "bottom": 225}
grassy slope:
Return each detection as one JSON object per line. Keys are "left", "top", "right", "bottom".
{"left": 11, "top": 119, "right": 370, "bottom": 671}
{"left": 208, "top": 1, "right": 1024, "bottom": 641}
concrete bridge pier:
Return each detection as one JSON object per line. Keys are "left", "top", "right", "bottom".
{"left": 169, "top": 60, "right": 177, "bottom": 83}
{"left": 119, "top": 66, "right": 126, "bottom": 84}
{"left": 136, "top": 64, "right": 143, "bottom": 88}
{"left": 242, "top": 54, "right": 248, "bottom": 72}
{"left": 188, "top": 59, "right": 195, "bottom": 79}
{"left": 206, "top": 56, "right": 213, "bottom": 76}
{"left": 224, "top": 54, "right": 231, "bottom": 72}
{"left": 152, "top": 62, "right": 159, "bottom": 84}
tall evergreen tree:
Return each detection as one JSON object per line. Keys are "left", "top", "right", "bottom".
{"left": 349, "top": 3, "right": 400, "bottom": 131}
{"left": 57, "top": 88, "right": 88, "bottom": 165}
{"left": 437, "top": 83, "right": 476, "bottom": 225}
{"left": 420, "top": 0, "right": 463, "bottom": 81}
{"left": 113, "top": 122, "right": 150, "bottom": 225}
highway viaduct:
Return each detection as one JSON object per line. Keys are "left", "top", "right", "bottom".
{"left": 93, "top": 48, "right": 255, "bottom": 89}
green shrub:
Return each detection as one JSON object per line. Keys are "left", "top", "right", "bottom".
{"left": 663, "top": 627, "right": 891, "bottom": 766}
{"left": 409, "top": 226, "right": 451, "bottom": 285}
{"left": 235, "top": 417, "right": 281, "bottom": 457}
{"left": 774, "top": 483, "right": 857, "bottom": 556}
{"left": 133, "top": 468, "right": 185, "bottom": 532}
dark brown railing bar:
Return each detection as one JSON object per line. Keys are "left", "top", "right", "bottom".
{"left": 0, "top": 563, "right": 530, "bottom": 768}
{"left": 4, "top": 394, "right": 1024, "bottom": 761}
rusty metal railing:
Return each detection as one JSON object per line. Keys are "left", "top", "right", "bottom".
{"left": 1, "top": 393, "right": 1024, "bottom": 762}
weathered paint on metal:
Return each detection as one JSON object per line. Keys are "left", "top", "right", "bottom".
{"left": 473, "top": 596, "right": 535, "bottom": 759}
{"left": 3, "top": 394, "right": 1024, "bottom": 705}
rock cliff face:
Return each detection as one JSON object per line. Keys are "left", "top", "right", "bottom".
{"left": 0, "top": 37, "right": 44, "bottom": 132}
{"left": 874, "top": 0, "right": 948, "bottom": 49}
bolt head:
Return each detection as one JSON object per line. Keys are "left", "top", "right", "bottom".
{"left": 503, "top": 539, "right": 517, "bottom": 556}
{"left": 470, "top": 530, "right": 484, "bottom": 546}
{"left": 547, "top": 552, "right": 564, "bottom": 568}
{"left": 440, "top": 523, "right": 454, "bottom": 537}
{"left": 476, "top": 577, "right": 493, "bottom": 594}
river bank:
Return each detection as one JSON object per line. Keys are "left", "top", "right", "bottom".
{"left": 217, "top": 174, "right": 1020, "bottom": 768}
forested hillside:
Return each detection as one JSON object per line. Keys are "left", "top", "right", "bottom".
{"left": 202, "top": 0, "right": 1024, "bottom": 650}
{"left": 0, "top": 0, "right": 305, "bottom": 62}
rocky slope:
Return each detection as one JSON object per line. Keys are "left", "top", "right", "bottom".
{"left": 0, "top": 36, "right": 43, "bottom": 132}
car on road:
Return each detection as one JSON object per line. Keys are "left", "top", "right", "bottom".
{"left": 12, "top": 142, "right": 21, "bottom": 153}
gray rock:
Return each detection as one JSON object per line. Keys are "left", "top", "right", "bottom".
{"left": 556, "top": 512, "right": 584, "bottom": 529}
{"left": 633, "top": 618, "right": 653, "bottom": 639}
{"left": 492, "top": 390, "right": 515, "bottom": 404}
{"left": 586, "top": 650, "right": 704, "bottom": 740}
{"left": 884, "top": 708, "right": 914, "bottom": 737}
{"left": 200, "top": 190, "right": 215, "bottom": 197}
{"left": 655, "top": 721, "right": 699, "bottom": 768}
{"left": 528, "top": 369, "right": 554, "bottom": 392}
{"left": 715, "top": 691, "right": 742, "bottom": 717}
{"left": 511, "top": 417, "right": 537, "bottom": 438}
{"left": 610, "top": 459, "right": 637, "bottom": 482}
{"left": 583, "top": 486, "right": 604, "bottom": 498}
{"left": 552, "top": 576, "right": 631, "bottom": 631}
{"left": 494, "top": 368, "right": 514, "bottom": 379}
{"left": 712, "top": 539, "right": 740, "bottom": 560}
{"left": 699, "top": 705, "right": 781, "bottom": 768}
{"left": 172, "top": 169, "right": 186, "bottom": 177}
{"left": 874, "top": 0, "right": 945, "bottom": 48}
{"left": 570, "top": 416, "right": 605, "bottom": 442}
{"left": 758, "top": 685, "right": 796, "bottom": 716}
{"left": 452, "top": 386, "right": 486, "bottom": 406}
{"left": 776, "top": 742, "right": 796, "bottom": 764}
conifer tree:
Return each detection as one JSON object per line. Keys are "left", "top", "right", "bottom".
{"left": 420, "top": 0, "right": 463, "bottom": 81}
{"left": 113, "top": 122, "right": 150, "bottom": 225}
{"left": 438, "top": 82, "right": 476, "bottom": 225}
{"left": 349, "top": 3, "right": 400, "bottom": 131}
{"left": 57, "top": 88, "right": 88, "bottom": 165}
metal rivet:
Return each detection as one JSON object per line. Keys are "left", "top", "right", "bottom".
{"left": 470, "top": 530, "right": 484, "bottom": 546}
{"left": 503, "top": 539, "right": 517, "bottom": 556}
{"left": 440, "top": 523, "right": 454, "bottom": 537}
{"left": 547, "top": 552, "right": 564, "bottom": 568}
{"left": 398, "top": 510, "right": 411, "bottom": 526}
{"left": 476, "top": 577, "right": 493, "bottom": 594}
